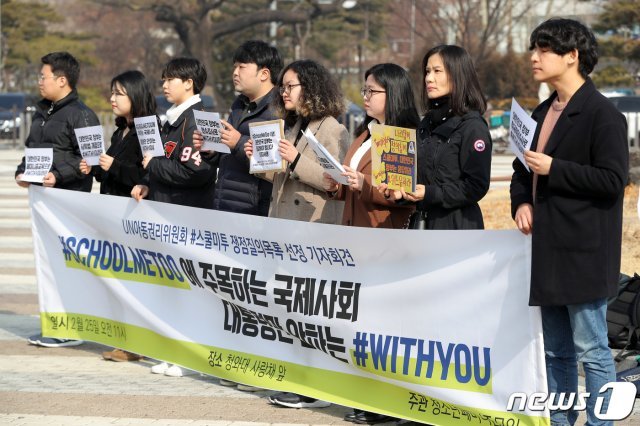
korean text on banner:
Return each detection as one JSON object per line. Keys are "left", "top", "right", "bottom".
{"left": 29, "top": 186, "right": 548, "bottom": 426}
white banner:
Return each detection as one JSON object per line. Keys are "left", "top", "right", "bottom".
{"left": 29, "top": 186, "right": 548, "bottom": 426}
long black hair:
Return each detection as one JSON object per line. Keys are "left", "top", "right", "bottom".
{"left": 111, "top": 70, "right": 157, "bottom": 128}
{"left": 272, "top": 59, "right": 345, "bottom": 127}
{"left": 421, "top": 45, "right": 487, "bottom": 115}
{"left": 356, "top": 63, "right": 420, "bottom": 135}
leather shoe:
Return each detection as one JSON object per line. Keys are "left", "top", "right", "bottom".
{"left": 354, "top": 411, "right": 390, "bottom": 425}
{"left": 344, "top": 409, "right": 362, "bottom": 422}
{"left": 102, "top": 348, "right": 142, "bottom": 362}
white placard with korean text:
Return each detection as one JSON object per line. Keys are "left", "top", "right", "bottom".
{"left": 21, "top": 148, "right": 53, "bottom": 183}
{"left": 75, "top": 125, "right": 105, "bottom": 166}
{"left": 193, "top": 110, "right": 229, "bottom": 153}
{"left": 249, "top": 120, "right": 285, "bottom": 173}
{"left": 509, "top": 98, "right": 537, "bottom": 171}
{"left": 304, "top": 128, "right": 348, "bottom": 185}
{"left": 29, "top": 186, "right": 548, "bottom": 426}
{"left": 134, "top": 116, "right": 164, "bottom": 157}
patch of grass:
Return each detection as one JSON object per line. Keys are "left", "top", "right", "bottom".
{"left": 480, "top": 184, "right": 639, "bottom": 274}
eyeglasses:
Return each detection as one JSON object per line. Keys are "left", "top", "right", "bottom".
{"left": 360, "top": 87, "right": 385, "bottom": 100}
{"left": 38, "top": 74, "right": 59, "bottom": 82}
{"left": 279, "top": 83, "right": 301, "bottom": 95}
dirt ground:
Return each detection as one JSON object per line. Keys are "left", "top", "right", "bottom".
{"left": 479, "top": 183, "right": 640, "bottom": 275}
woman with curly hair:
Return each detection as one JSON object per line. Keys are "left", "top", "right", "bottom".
{"left": 246, "top": 59, "right": 350, "bottom": 224}
{"left": 244, "top": 59, "right": 349, "bottom": 409}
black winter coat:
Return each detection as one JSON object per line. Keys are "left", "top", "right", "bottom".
{"left": 510, "top": 79, "right": 629, "bottom": 306}
{"left": 213, "top": 90, "right": 276, "bottom": 216}
{"left": 16, "top": 90, "right": 99, "bottom": 192}
{"left": 416, "top": 111, "right": 492, "bottom": 229}
{"left": 145, "top": 102, "right": 217, "bottom": 209}
{"left": 93, "top": 126, "right": 145, "bottom": 197}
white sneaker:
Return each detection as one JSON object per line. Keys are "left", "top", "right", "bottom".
{"left": 150, "top": 362, "right": 170, "bottom": 374}
{"left": 164, "top": 364, "right": 197, "bottom": 377}
{"left": 237, "top": 384, "right": 262, "bottom": 392}
{"left": 219, "top": 379, "right": 237, "bottom": 387}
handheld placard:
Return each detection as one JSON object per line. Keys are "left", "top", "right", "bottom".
{"left": 509, "top": 98, "right": 537, "bottom": 171}
{"left": 304, "top": 128, "right": 349, "bottom": 185}
{"left": 22, "top": 148, "right": 53, "bottom": 183}
{"left": 75, "top": 125, "right": 105, "bottom": 166}
{"left": 370, "top": 123, "right": 417, "bottom": 192}
{"left": 134, "top": 116, "right": 164, "bottom": 157}
{"left": 193, "top": 110, "right": 230, "bottom": 153}
{"left": 249, "top": 119, "right": 285, "bottom": 173}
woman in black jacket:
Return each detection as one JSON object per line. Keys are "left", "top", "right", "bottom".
{"left": 80, "top": 70, "right": 156, "bottom": 363}
{"left": 80, "top": 70, "right": 156, "bottom": 196}
{"left": 381, "top": 45, "right": 492, "bottom": 230}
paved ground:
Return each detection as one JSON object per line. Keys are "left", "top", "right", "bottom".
{"left": 0, "top": 146, "right": 638, "bottom": 425}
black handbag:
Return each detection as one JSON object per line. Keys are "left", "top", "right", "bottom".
{"left": 407, "top": 210, "right": 427, "bottom": 230}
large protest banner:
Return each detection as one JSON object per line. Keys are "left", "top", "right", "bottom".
{"left": 29, "top": 186, "right": 548, "bottom": 426}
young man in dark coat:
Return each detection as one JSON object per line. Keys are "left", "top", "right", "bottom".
{"left": 197, "top": 40, "right": 282, "bottom": 216}
{"left": 15, "top": 51, "right": 99, "bottom": 192}
{"left": 510, "top": 18, "right": 629, "bottom": 426}
{"left": 131, "top": 57, "right": 217, "bottom": 209}
{"left": 15, "top": 51, "right": 100, "bottom": 348}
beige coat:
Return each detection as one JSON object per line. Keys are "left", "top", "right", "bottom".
{"left": 269, "top": 116, "right": 350, "bottom": 223}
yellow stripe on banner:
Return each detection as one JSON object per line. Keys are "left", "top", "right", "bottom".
{"left": 41, "top": 312, "right": 549, "bottom": 426}
{"left": 65, "top": 259, "right": 190, "bottom": 289}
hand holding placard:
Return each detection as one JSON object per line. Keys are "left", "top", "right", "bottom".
{"left": 21, "top": 148, "right": 53, "bottom": 183}
{"left": 304, "top": 128, "right": 349, "bottom": 185}
{"left": 134, "top": 116, "right": 164, "bottom": 157}
{"left": 193, "top": 110, "right": 230, "bottom": 153}
{"left": 75, "top": 125, "right": 105, "bottom": 166}
{"left": 509, "top": 98, "right": 537, "bottom": 170}
{"left": 248, "top": 120, "right": 285, "bottom": 173}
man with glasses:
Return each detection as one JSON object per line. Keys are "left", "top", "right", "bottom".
{"left": 15, "top": 51, "right": 99, "bottom": 192}
{"left": 15, "top": 51, "right": 99, "bottom": 348}
{"left": 196, "top": 40, "right": 283, "bottom": 217}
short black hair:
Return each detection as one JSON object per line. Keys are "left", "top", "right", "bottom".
{"left": 421, "top": 45, "right": 487, "bottom": 115}
{"left": 41, "top": 52, "right": 80, "bottom": 90}
{"left": 162, "top": 57, "right": 207, "bottom": 94}
{"left": 529, "top": 18, "right": 598, "bottom": 78}
{"left": 111, "top": 70, "right": 157, "bottom": 128}
{"left": 233, "top": 40, "right": 283, "bottom": 85}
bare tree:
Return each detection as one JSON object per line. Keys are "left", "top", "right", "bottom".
{"left": 392, "top": 0, "right": 538, "bottom": 67}
{"left": 93, "top": 0, "right": 348, "bottom": 103}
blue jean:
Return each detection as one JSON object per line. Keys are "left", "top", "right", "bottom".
{"left": 541, "top": 298, "right": 615, "bottom": 426}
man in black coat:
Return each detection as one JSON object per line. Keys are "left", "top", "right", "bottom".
{"left": 15, "top": 51, "right": 99, "bottom": 192}
{"left": 511, "top": 19, "right": 629, "bottom": 426}
{"left": 15, "top": 51, "right": 99, "bottom": 349}
{"left": 211, "top": 40, "right": 282, "bottom": 216}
